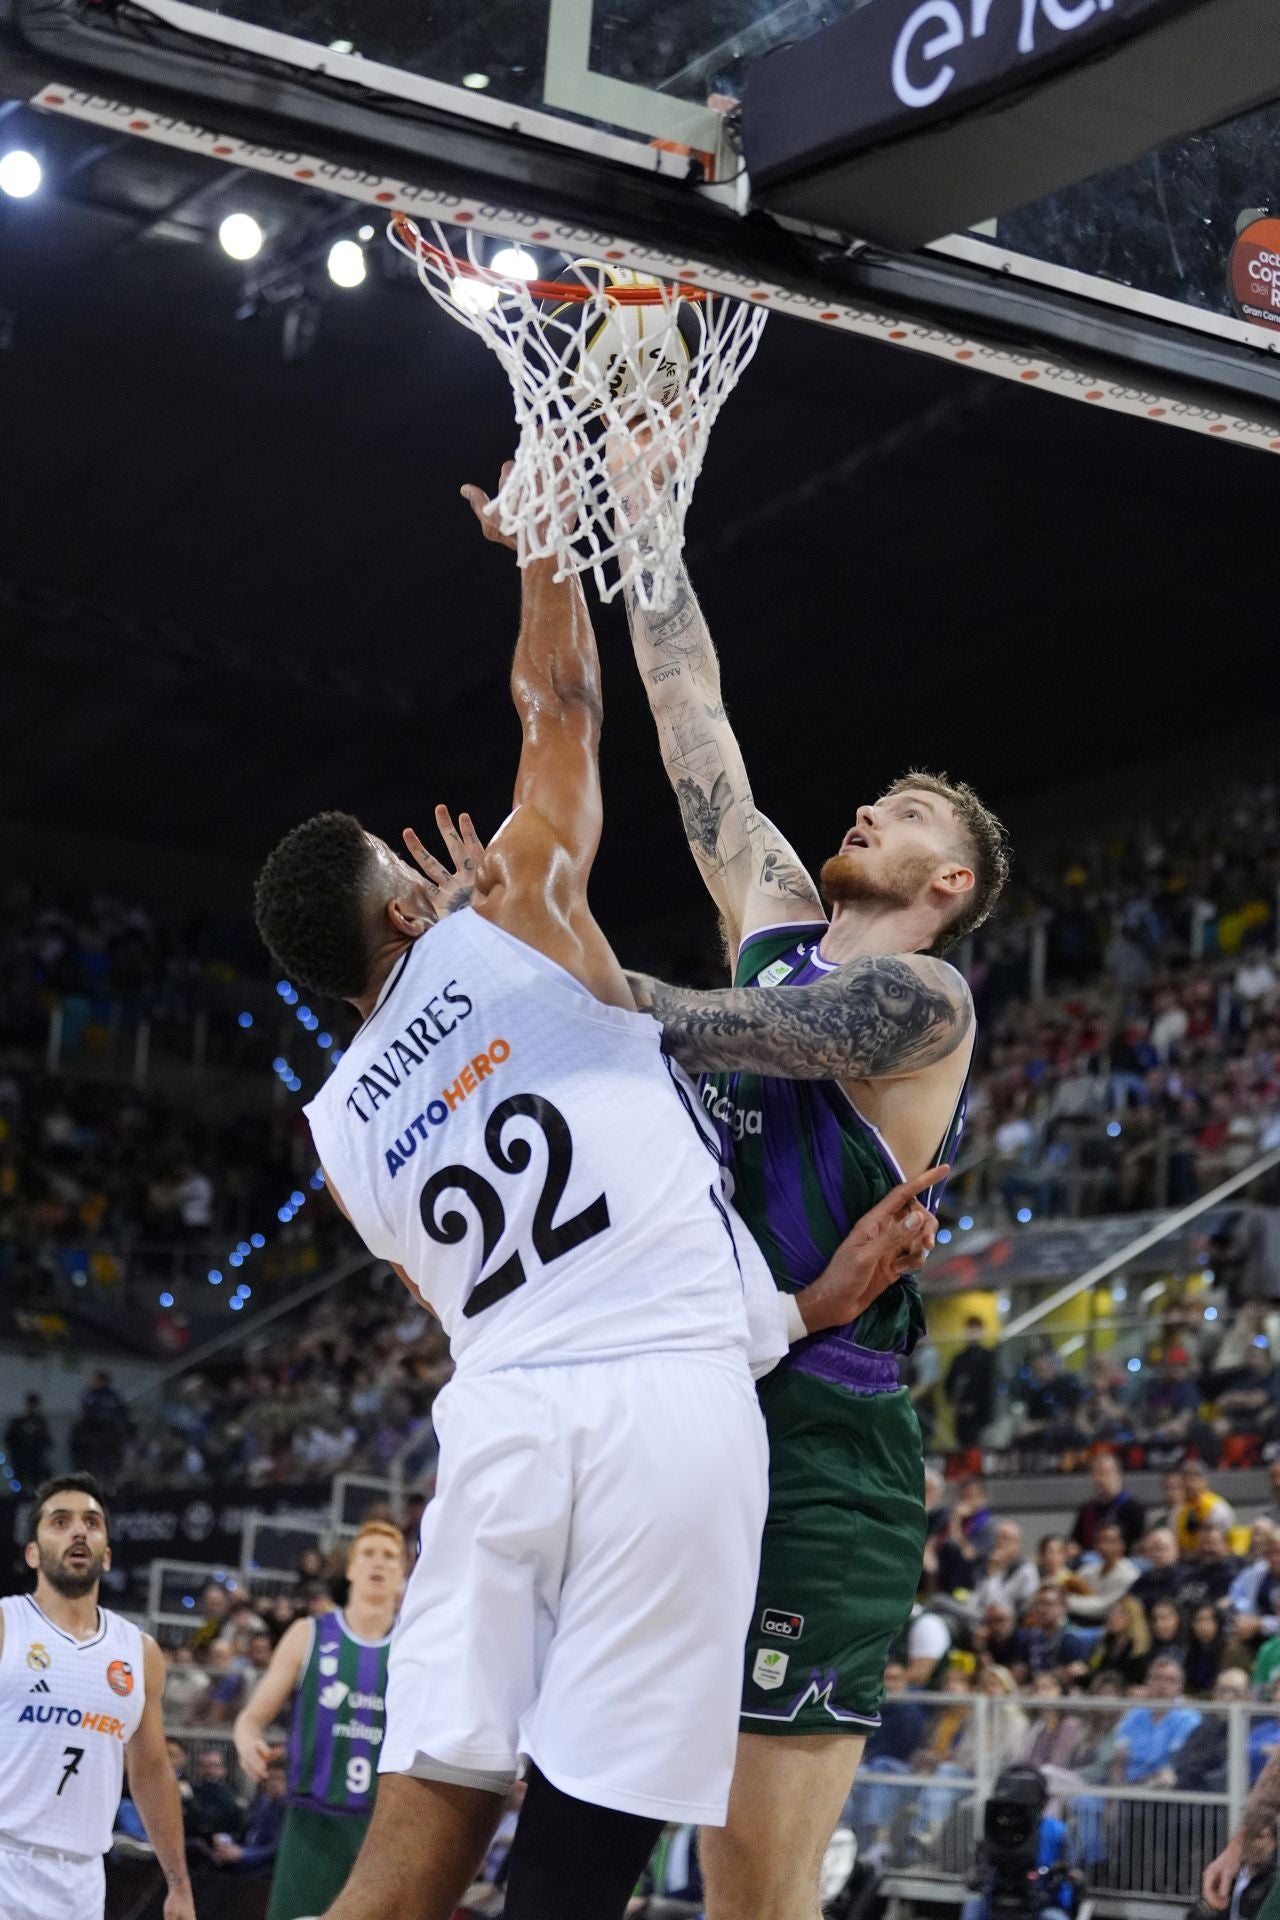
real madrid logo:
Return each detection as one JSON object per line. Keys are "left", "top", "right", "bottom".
{"left": 107, "top": 1659, "right": 134, "bottom": 1697}
{"left": 26, "top": 1643, "right": 50, "bottom": 1672}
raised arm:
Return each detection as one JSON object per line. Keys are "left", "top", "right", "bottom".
{"left": 628, "top": 951, "right": 973, "bottom": 1082}
{"left": 623, "top": 537, "right": 822, "bottom": 954}
{"left": 463, "top": 471, "right": 604, "bottom": 875}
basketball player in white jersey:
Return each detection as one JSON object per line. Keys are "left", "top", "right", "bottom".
{"left": 252, "top": 470, "right": 941, "bottom": 1920}
{"left": 0, "top": 1472, "right": 195, "bottom": 1920}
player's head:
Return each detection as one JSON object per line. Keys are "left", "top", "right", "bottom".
{"left": 25, "top": 1472, "right": 110, "bottom": 1598}
{"left": 254, "top": 810, "right": 438, "bottom": 1001}
{"left": 346, "top": 1521, "right": 408, "bottom": 1609}
{"left": 821, "top": 771, "right": 1009, "bottom": 954}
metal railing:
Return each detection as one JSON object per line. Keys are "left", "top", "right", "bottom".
{"left": 854, "top": 1692, "right": 1257, "bottom": 1910}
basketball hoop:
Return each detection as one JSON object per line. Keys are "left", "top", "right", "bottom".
{"left": 388, "top": 216, "right": 767, "bottom": 609}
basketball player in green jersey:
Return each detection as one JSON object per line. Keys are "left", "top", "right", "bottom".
{"left": 234, "top": 1523, "right": 407, "bottom": 1920}
{"left": 620, "top": 544, "right": 1009, "bottom": 1920}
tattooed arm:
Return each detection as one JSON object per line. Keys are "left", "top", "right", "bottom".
{"left": 623, "top": 533, "right": 822, "bottom": 955}
{"left": 627, "top": 952, "right": 973, "bottom": 1082}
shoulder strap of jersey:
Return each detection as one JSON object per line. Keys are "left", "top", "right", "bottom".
{"left": 921, "top": 1057, "right": 972, "bottom": 1216}
{"left": 734, "top": 921, "right": 827, "bottom": 990}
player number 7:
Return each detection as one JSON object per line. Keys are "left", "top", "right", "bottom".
{"left": 57, "top": 1746, "right": 84, "bottom": 1796}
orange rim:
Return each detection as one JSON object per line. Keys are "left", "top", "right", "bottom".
{"left": 390, "top": 214, "right": 707, "bottom": 304}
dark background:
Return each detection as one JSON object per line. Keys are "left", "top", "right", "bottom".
{"left": 2, "top": 107, "right": 1278, "bottom": 964}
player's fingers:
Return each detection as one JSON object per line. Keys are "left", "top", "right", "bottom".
{"left": 401, "top": 827, "right": 449, "bottom": 890}
{"left": 434, "top": 803, "right": 466, "bottom": 849}
{"left": 458, "top": 812, "right": 484, "bottom": 856}
{"left": 886, "top": 1165, "right": 949, "bottom": 1214}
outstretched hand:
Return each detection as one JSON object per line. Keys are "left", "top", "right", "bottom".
{"left": 403, "top": 806, "right": 486, "bottom": 914}
{"left": 798, "top": 1165, "right": 947, "bottom": 1337}
{"left": 461, "top": 461, "right": 518, "bottom": 550}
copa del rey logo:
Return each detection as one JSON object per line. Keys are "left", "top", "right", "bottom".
{"left": 892, "top": 0, "right": 1117, "bottom": 110}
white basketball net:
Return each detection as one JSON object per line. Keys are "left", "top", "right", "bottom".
{"left": 388, "top": 217, "right": 767, "bottom": 610}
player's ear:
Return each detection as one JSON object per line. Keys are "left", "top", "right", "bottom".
{"left": 101, "top": 1543, "right": 112, "bottom": 1573}
{"left": 386, "top": 890, "right": 433, "bottom": 940}
{"left": 934, "top": 859, "right": 974, "bottom": 902}
{"left": 23, "top": 1539, "right": 38, "bottom": 1573}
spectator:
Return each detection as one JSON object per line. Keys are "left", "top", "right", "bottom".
{"left": 186, "top": 1746, "right": 245, "bottom": 1841}
{"left": 980, "top": 1602, "right": 1032, "bottom": 1684}
{"left": 1112, "top": 1655, "right": 1202, "bottom": 1783}
{"left": 930, "top": 1477, "right": 996, "bottom": 1596}
{"left": 163, "top": 1645, "right": 211, "bottom": 1722}
{"left": 1178, "top": 1524, "right": 1240, "bottom": 1610}
{"left": 1026, "top": 1586, "right": 1091, "bottom": 1685}
{"left": 1174, "top": 1460, "right": 1237, "bottom": 1554}
{"left": 945, "top": 1318, "right": 998, "bottom": 1448}
{"left": 70, "top": 1369, "right": 133, "bottom": 1487}
{"left": 4, "top": 1392, "right": 52, "bottom": 1487}
{"left": 849, "top": 1663, "right": 927, "bottom": 1857}
{"left": 1020, "top": 1674, "right": 1085, "bottom": 1771}
{"left": 1015, "top": 1350, "right": 1084, "bottom": 1449}
{"left": 177, "top": 1160, "right": 215, "bottom": 1237}
{"left": 1069, "top": 1453, "right": 1147, "bottom": 1559}
{"left": 1151, "top": 1667, "right": 1248, "bottom": 1792}
{"left": 208, "top": 1759, "right": 288, "bottom": 1872}
{"left": 191, "top": 1582, "right": 231, "bottom": 1654}
{"left": 1231, "top": 1531, "right": 1280, "bottom": 1654}
{"left": 904, "top": 1607, "right": 953, "bottom": 1689}
{"left": 1088, "top": 1597, "right": 1151, "bottom": 1690}
{"left": 1184, "top": 1602, "right": 1230, "bottom": 1697}
{"left": 1214, "top": 1339, "right": 1280, "bottom": 1442}
{"left": 1143, "top": 1348, "right": 1204, "bottom": 1448}
{"left": 1038, "top": 1535, "right": 1074, "bottom": 1590}
{"left": 196, "top": 1642, "right": 247, "bottom": 1728}
{"left": 1129, "top": 1529, "right": 1184, "bottom": 1613}
{"left": 1144, "top": 1597, "right": 1189, "bottom": 1675}
{"left": 1064, "top": 1523, "right": 1138, "bottom": 1623}
{"left": 968, "top": 1522, "right": 1040, "bottom": 1624}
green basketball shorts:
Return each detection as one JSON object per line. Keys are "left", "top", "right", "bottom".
{"left": 265, "top": 1804, "right": 371, "bottom": 1920}
{"left": 740, "top": 1368, "right": 926, "bottom": 1736}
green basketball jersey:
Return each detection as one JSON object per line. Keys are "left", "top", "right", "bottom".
{"left": 286, "top": 1610, "right": 391, "bottom": 1816}
{"left": 699, "top": 923, "right": 966, "bottom": 1370}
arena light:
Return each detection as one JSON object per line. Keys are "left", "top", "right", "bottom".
{"left": 1127, "top": 1357, "right": 1142, "bottom": 1373}
{"left": 1204, "top": 1306, "right": 1218, "bottom": 1321}
{"left": 316, "top": 1031, "right": 332, "bottom": 1049}
{"left": 451, "top": 279, "right": 500, "bottom": 316}
{"left": 159, "top": 1291, "right": 174, "bottom": 1308}
{"left": 957, "top": 1215, "right": 973, "bottom": 1231}
{"left": 462, "top": 71, "right": 490, "bottom": 89}
{"left": 238, "top": 1011, "right": 254, "bottom": 1028}
{"left": 358, "top": 224, "right": 375, "bottom": 242}
{"left": 936, "top": 1227, "right": 952, "bottom": 1244}
{"left": 1106, "top": 1119, "right": 1122, "bottom": 1137}
{"left": 219, "top": 212, "right": 265, "bottom": 262}
{"left": 0, "top": 150, "right": 41, "bottom": 199}
{"left": 1016, "top": 1206, "right": 1033, "bottom": 1223}
{"left": 208, "top": 1269, "right": 223, "bottom": 1285}
{"left": 250, "top": 1232, "right": 266, "bottom": 1248}
{"left": 327, "top": 240, "right": 367, "bottom": 289}
{"left": 490, "top": 244, "right": 538, "bottom": 281}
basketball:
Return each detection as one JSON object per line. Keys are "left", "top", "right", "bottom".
{"left": 546, "top": 260, "right": 700, "bottom": 418}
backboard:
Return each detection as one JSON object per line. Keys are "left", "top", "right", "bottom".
{"left": 4, "top": 0, "right": 1280, "bottom": 451}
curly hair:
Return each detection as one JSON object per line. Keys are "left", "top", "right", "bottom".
{"left": 882, "top": 769, "right": 1011, "bottom": 953}
{"left": 254, "top": 810, "right": 379, "bottom": 998}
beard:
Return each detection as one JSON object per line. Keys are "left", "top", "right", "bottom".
{"left": 819, "top": 846, "right": 939, "bottom": 911}
{"left": 40, "top": 1545, "right": 106, "bottom": 1599}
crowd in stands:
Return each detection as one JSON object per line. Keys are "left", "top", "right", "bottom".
{"left": 910, "top": 1294, "right": 1280, "bottom": 1464}
{"left": 850, "top": 1453, "right": 1280, "bottom": 1888}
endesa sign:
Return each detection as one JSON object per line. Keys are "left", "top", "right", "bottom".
{"left": 744, "top": 0, "right": 1192, "bottom": 188}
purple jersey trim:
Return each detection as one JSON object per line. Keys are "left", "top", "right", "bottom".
{"left": 789, "top": 1340, "right": 902, "bottom": 1394}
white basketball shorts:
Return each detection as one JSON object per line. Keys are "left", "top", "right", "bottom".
{"left": 0, "top": 1846, "right": 104, "bottom": 1920}
{"left": 381, "top": 1349, "right": 769, "bottom": 1825}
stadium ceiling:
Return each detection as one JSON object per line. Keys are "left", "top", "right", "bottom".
{"left": 1, "top": 106, "right": 1279, "bottom": 944}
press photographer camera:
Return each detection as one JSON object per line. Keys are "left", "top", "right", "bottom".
{"left": 964, "top": 1766, "right": 1082, "bottom": 1920}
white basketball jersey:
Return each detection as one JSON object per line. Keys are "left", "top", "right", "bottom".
{"left": 307, "top": 910, "right": 785, "bottom": 1377}
{"left": 0, "top": 1593, "right": 146, "bottom": 1856}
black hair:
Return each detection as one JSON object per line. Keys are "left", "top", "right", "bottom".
{"left": 28, "top": 1472, "right": 109, "bottom": 1544}
{"left": 254, "top": 809, "right": 379, "bottom": 998}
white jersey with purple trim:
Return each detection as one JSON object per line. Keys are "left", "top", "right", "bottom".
{"left": 306, "top": 909, "right": 786, "bottom": 1379}
{"left": 0, "top": 1594, "right": 146, "bottom": 1856}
